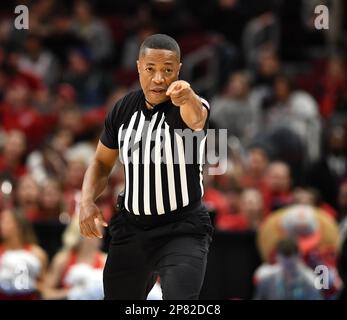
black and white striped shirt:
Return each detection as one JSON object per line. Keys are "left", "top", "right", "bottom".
{"left": 100, "top": 90, "right": 210, "bottom": 217}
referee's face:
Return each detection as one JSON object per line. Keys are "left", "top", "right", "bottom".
{"left": 137, "top": 48, "right": 181, "bottom": 106}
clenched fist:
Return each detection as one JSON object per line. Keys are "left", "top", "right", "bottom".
{"left": 166, "top": 80, "right": 194, "bottom": 107}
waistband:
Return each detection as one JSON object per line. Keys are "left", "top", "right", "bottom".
{"left": 121, "top": 200, "right": 204, "bottom": 229}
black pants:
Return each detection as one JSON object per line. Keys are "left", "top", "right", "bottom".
{"left": 103, "top": 202, "right": 213, "bottom": 300}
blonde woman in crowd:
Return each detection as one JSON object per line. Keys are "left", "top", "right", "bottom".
{"left": 0, "top": 208, "right": 48, "bottom": 299}
{"left": 42, "top": 215, "right": 106, "bottom": 300}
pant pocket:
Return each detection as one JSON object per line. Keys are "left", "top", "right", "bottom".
{"left": 196, "top": 210, "right": 214, "bottom": 238}
{"left": 109, "top": 211, "right": 125, "bottom": 238}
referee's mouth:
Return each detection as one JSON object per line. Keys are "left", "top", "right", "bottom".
{"left": 150, "top": 88, "right": 166, "bottom": 95}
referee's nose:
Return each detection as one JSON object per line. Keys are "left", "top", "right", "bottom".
{"left": 153, "top": 71, "right": 164, "bottom": 84}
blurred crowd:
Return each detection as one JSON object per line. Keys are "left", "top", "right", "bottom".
{"left": 0, "top": 0, "right": 346, "bottom": 300}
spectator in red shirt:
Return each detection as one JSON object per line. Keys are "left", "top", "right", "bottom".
{"left": 215, "top": 186, "right": 265, "bottom": 232}
{"left": 203, "top": 168, "right": 230, "bottom": 218}
{"left": 292, "top": 186, "right": 338, "bottom": 221}
{"left": 15, "top": 175, "right": 41, "bottom": 222}
{"left": 3, "top": 50, "right": 45, "bottom": 93}
{"left": 0, "top": 130, "right": 27, "bottom": 181}
{"left": 0, "top": 80, "right": 45, "bottom": 150}
{"left": 240, "top": 188, "right": 264, "bottom": 229}
{"left": 263, "top": 161, "right": 293, "bottom": 214}
{"left": 319, "top": 56, "right": 347, "bottom": 119}
{"left": 239, "top": 146, "right": 270, "bottom": 210}
{"left": 215, "top": 184, "right": 250, "bottom": 231}
{"left": 241, "top": 146, "right": 270, "bottom": 187}
{"left": 38, "top": 178, "right": 70, "bottom": 223}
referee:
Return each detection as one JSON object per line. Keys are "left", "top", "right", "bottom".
{"left": 79, "top": 34, "right": 214, "bottom": 300}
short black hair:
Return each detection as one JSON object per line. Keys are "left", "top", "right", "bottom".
{"left": 139, "top": 34, "right": 180, "bottom": 60}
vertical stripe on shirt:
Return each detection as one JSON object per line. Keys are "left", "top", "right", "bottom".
{"left": 164, "top": 122, "right": 177, "bottom": 211}
{"left": 175, "top": 132, "right": 189, "bottom": 207}
{"left": 122, "top": 112, "right": 138, "bottom": 211}
{"left": 154, "top": 114, "right": 166, "bottom": 214}
{"left": 143, "top": 112, "right": 158, "bottom": 215}
{"left": 131, "top": 112, "right": 145, "bottom": 215}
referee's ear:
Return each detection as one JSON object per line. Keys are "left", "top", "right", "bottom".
{"left": 137, "top": 60, "right": 140, "bottom": 74}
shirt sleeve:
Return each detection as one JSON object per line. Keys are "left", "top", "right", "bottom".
{"left": 100, "top": 98, "right": 123, "bottom": 149}
{"left": 200, "top": 97, "right": 210, "bottom": 113}
{"left": 200, "top": 97, "right": 210, "bottom": 131}
{"left": 175, "top": 96, "right": 210, "bottom": 130}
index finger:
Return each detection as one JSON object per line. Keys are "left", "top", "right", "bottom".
{"left": 166, "top": 82, "right": 181, "bottom": 96}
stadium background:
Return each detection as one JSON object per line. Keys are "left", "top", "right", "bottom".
{"left": 0, "top": 0, "right": 346, "bottom": 300}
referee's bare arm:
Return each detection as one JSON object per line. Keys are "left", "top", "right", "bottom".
{"left": 79, "top": 141, "right": 119, "bottom": 239}
{"left": 166, "top": 80, "right": 208, "bottom": 131}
